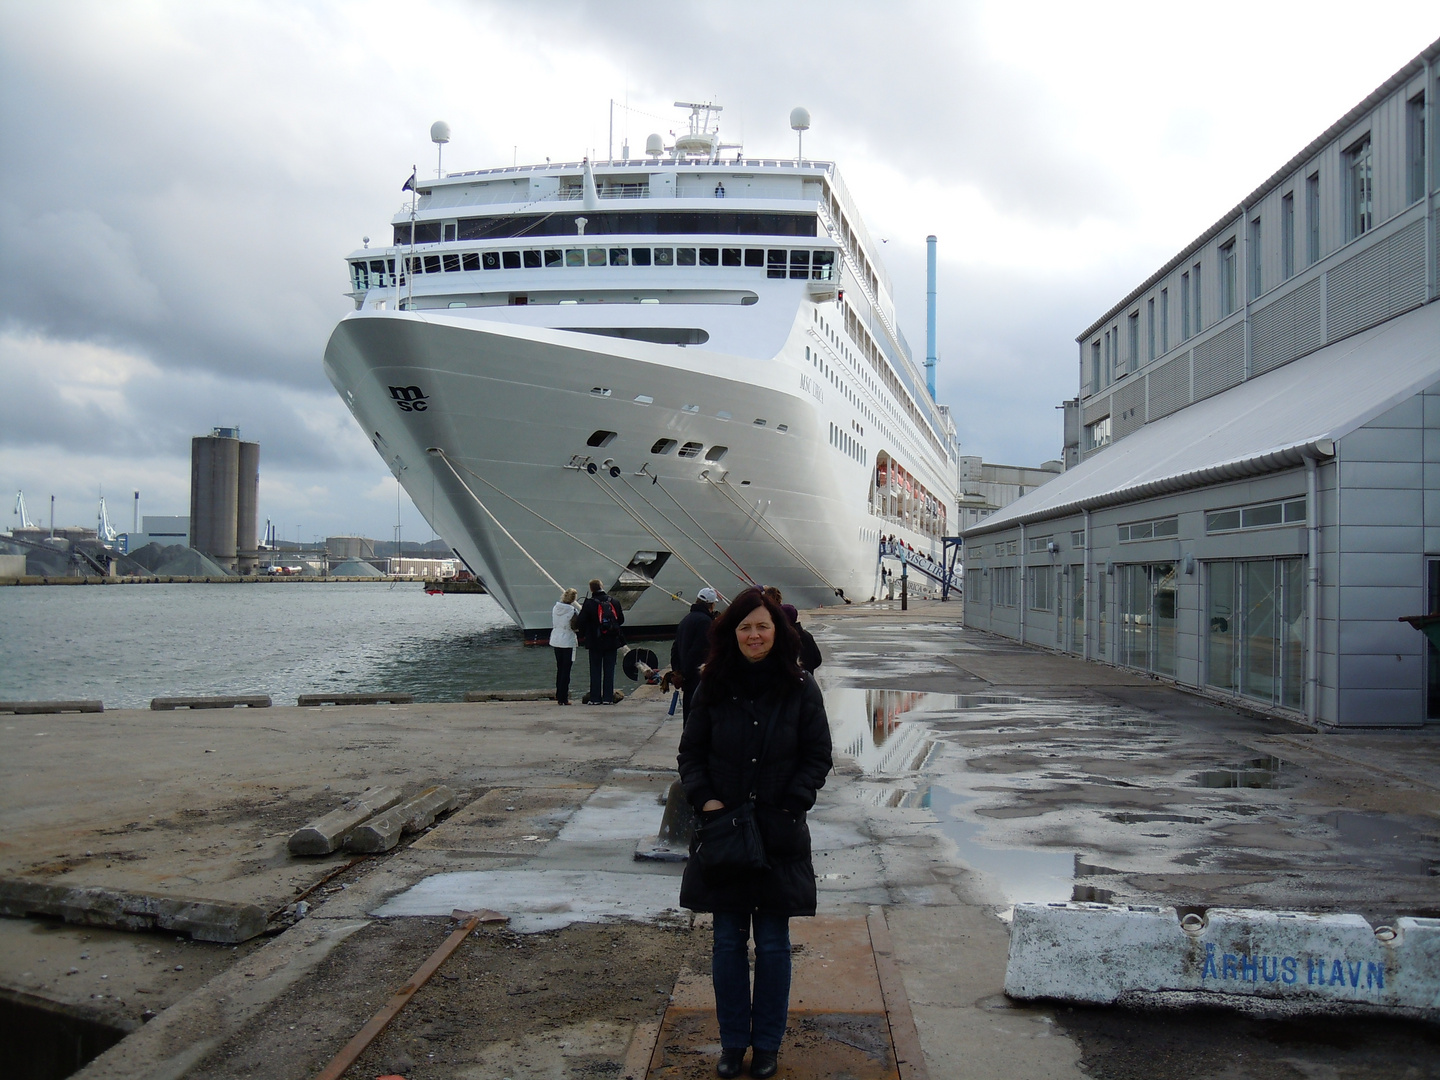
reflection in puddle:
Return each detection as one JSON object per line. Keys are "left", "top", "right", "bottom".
{"left": 1196, "top": 756, "right": 1285, "bottom": 788}
{"left": 824, "top": 688, "right": 946, "bottom": 776}
{"left": 926, "top": 782, "right": 1075, "bottom": 905}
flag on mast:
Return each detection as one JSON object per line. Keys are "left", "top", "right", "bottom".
{"left": 402, "top": 169, "right": 417, "bottom": 192}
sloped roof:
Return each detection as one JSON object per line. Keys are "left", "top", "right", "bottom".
{"left": 968, "top": 300, "right": 1440, "bottom": 536}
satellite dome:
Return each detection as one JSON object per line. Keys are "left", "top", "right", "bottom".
{"left": 789, "top": 107, "right": 811, "bottom": 132}
{"left": 430, "top": 120, "right": 451, "bottom": 144}
{"left": 645, "top": 133, "right": 664, "bottom": 157}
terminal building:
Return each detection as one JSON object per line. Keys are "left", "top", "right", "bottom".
{"left": 964, "top": 40, "right": 1439, "bottom": 728}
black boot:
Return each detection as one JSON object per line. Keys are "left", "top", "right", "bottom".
{"left": 749, "top": 1049, "right": 778, "bottom": 1078}
{"left": 717, "top": 1047, "right": 746, "bottom": 1078}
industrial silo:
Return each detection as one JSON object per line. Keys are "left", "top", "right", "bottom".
{"left": 236, "top": 438, "right": 260, "bottom": 571}
{"left": 189, "top": 429, "right": 241, "bottom": 571}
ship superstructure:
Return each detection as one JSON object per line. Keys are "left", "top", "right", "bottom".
{"left": 324, "top": 104, "right": 959, "bottom": 636}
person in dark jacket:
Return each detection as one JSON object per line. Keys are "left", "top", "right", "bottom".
{"left": 670, "top": 586, "right": 719, "bottom": 719}
{"left": 576, "top": 578, "right": 625, "bottom": 705}
{"left": 677, "top": 588, "right": 833, "bottom": 1079}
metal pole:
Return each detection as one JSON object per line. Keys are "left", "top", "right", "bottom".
{"left": 900, "top": 558, "right": 908, "bottom": 611}
{"left": 1304, "top": 453, "right": 1321, "bottom": 726}
{"left": 49, "top": 494, "right": 54, "bottom": 537}
{"left": 926, "top": 235, "right": 937, "bottom": 399}
{"left": 608, "top": 99, "right": 613, "bottom": 162}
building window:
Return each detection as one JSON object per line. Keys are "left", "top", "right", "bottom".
{"left": 1027, "top": 566, "right": 1054, "bottom": 612}
{"left": 1146, "top": 298, "right": 1156, "bottom": 362}
{"left": 1181, "top": 272, "right": 1191, "bottom": 339}
{"left": 1090, "top": 339, "right": 1101, "bottom": 394}
{"left": 1103, "top": 331, "right": 1112, "bottom": 385}
{"left": 1281, "top": 192, "right": 1295, "bottom": 280}
{"left": 1159, "top": 287, "right": 1169, "bottom": 352}
{"left": 1346, "top": 134, "right": 1373, "bottom": 240}
{"left": 1408, "top": 93, "right": 1427, "bottom": 205}
{"left": 1207, "top": 558, "right": 1304, "bottom": 711}
{"left": 1192, "top": 262, "right": 1203, "bottom": 332}
{"left": 1084, "top": 416, "right": 1111, "bottom": 452}
{"left": 1118, "top": 516, "right": 1178, "bottom": 541}
{"left": 1219, "top": 239, "right": 1237, "bottom": 317}
{"left": 1205, "top": 497, "right": 1305, "bottom": 533}
{"left": 1118, "top": 563, "right": 1178, "bottom": 677}
{"left": 993, "top": 566, "right": 1018, "bottom": 607}
{"left": 1127, "top": 312, "right": 1139, "bottom": 372}
{"left": 1248, "top": 217, "right": 1262, "bottom": 300}
{"left": 1305, "top": 172, "right": 1320, "bottom": 265}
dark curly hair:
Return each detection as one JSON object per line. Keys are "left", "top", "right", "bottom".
{"left": 700, "top": 587, "right": 804, "bottom": 697}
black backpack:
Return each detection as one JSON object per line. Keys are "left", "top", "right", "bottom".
{"left": 596, "top": 598, "right": 617, "bottom": 634}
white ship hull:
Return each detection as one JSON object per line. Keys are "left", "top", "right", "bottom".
{"left": 326, "top": 307, "right": 947, "bottom": 634}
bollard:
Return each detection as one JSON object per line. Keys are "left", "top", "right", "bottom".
{"left": 634, "top": 779, "right": 696, "bottom": 862}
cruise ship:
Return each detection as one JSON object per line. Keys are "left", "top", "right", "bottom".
{"left": 323, "top": 104, "right": 959, "bottom": 638}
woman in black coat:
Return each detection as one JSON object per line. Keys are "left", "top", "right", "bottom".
{"left": 677, "top": 588, "right": 833, "bottom": 1079}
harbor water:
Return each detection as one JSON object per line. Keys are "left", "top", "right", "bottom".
{"left": 0, "top": 583, "right": 661, "bottom": 709}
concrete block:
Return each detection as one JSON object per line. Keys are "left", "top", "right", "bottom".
{"left": 150, "top": 695, "right": 272, "bottom": 710}
{"left": 344, "top": 785, "right": 457, "bottom": 853}
{"left": 0, "top": 876, "right": 267, "bottom": 943}
{"left": 1005, "top": 902, "right": 1440, "bottom": 1019}
{"left": 0, "top": 700, "right": 103, "bottom": 714}
{"left": 296, "top": 692, "right": 414, "bottom": 705}
{"left": 463, "top": 689, "right": 553, "bottom": 702}
{"left": 287, "top": 785, "right": 404, "bottom": 855}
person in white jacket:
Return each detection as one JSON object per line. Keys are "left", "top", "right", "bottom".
{"left": 550, "top": 587, "right": 581, "bottom": 705}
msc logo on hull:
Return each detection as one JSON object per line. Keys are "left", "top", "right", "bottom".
{"left": 389, "top": 385, "right": 429, "bottom": 412}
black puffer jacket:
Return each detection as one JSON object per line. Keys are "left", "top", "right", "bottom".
{"left": 669, "top": 602, "right": 714, "bottom": 685}
{"left": 676, "top": 659, "right": 832, "bottom": 915}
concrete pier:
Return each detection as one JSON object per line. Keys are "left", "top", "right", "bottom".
{"left": 2, "top": 603, "right": 1438, "bottom": 1079}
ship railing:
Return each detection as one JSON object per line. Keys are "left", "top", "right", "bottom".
{"left": 879, "top": 539, "right": 959, "bottom": 588}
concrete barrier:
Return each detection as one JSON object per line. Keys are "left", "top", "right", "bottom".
{"left": 151, "top": 695, "right": 272, "bottom": 710}
{"left": 0, "top": 700, "right": 103, "bottom": 714}
{"left": 0, "top": 877, "right": 268, "bottom": 943}
{"left": 296, "top": 692, "right": 415, "bottom": 706}
{"left": 463, "top": 689, "right": 553, "bottom": 702}
{"left": 288, "top": 785, "right": 405, "bottom": 855}
{"left": 345, "top": 785, "right": 458, "bottom": 853}
{"left": 1005, "top": 901, "right": 1440, "bottom": 1019}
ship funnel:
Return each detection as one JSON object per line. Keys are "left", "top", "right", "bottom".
{"left": 925, "top": 234, "right": 937, "bottom": 400}
{"left": 581, "top": 158, "right": 601, "bottom": 210}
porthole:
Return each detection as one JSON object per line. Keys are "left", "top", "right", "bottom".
{"left": 752, "top": 418, "right": 767, "bottom": 427}
{"left": 678, "top": 441, "right": 703, "bottom": 458}
{"left": 651, "top": 438, "right": 677, "bottom": 454}
{"left": 705, "top": 446, "right": 729, "bottom": 462}
{"left": 587, "top": 430, "right": 617, "bottom": 448}
{"left": 776, "top": 424, "right": 789, "bottom": 433}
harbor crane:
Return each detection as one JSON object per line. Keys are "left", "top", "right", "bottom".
{"left": 97, "top": 493, "right": 118, "bottom": 542}
{"left": 13, "top": 490, "right": 35, "bottom": 529}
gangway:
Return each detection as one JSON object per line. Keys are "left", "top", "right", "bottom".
{"left": 878, "top": 537, "right": 962, "bottom": 595}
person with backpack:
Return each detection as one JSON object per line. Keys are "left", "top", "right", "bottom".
{"left": 578, "top": 577, "right": 626, "bottom": 705}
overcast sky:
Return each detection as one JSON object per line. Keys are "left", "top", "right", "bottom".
{"left": 2, "top": 2, "right": 1436, "bottom": 543}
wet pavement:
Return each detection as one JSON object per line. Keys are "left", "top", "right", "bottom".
{"left": 4, "top": 601, "right": 1440, "bottom": 1079}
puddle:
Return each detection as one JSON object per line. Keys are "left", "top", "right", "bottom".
{"left": 925, "top": 782, "right": 1074, "bottom": 905}
{"left": 1196, "top": 756, "right": 1286, "bottom": 788}
{"left": 1320, "top": 812, "right": 1436, "bottom": 877}
{"left": 822, "top": 687, "right": 1030, "bottom": 777}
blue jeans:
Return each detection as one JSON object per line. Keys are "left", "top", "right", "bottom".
{"left": 712, "top": 910, "right": 791, "bottom": 1051}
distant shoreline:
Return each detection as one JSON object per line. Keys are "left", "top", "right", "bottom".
{"left": 0, "top": 575, "right": 417, "bottom": 587}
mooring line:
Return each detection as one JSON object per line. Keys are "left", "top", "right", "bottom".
{"left": 587, "top": 471, "right": 717, "bottom": 598}
{"left": 648, "top": 474, "right": 760, "bottom": 590}
{"left": 703, "top": 475, "right": 846, "bottom": 596}
{"left": 431, "top": 450, "right": 562, "bottom": 591}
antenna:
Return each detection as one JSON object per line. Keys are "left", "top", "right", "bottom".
{"left": 790, "top": 107, "right": 810, "bottom": 163}
{"left": 430, "top": 120, "right": 450, "bottom": 177}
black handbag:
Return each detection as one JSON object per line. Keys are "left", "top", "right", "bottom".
{"left": 693, "top": 699, "right": 779, "bottom": 885}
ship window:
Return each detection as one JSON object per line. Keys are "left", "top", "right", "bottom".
{"left": 523, "top": 249, "right": 542, "bottom": 268}
{"left": 609, "top": 248, "right": 629, "bottom": 266}
{"left": 789, "top": 250, "right": 810, "bottom": 279}
{"left": 682, "top": 404, "right": 699, "bottom": 413}
{"left": 745, "top": 248, "right": 765, "bottom": 267}
{"left": 767, "top": 250, "right": 787, "bottom": 278}
{"left": 698, "top": 248, "right": 719, "bottom": 266}
{"left": 677, "top": 248, "right": 697, "bottom": 266}
{"left": 678, "top": 441, "right": 703, "bottom": 458}
{"left": 587, "top": 248, "right": 606, "bottom": 266}
{"left": 483, "top": 251, "right": 501, "bottom": 270}
{"left": 633, "top": 394, "right": 653, "bottom": 404}
{"left": 566, "top": 249, "right": 584, "bottom": 267}
{"left": 586, "top": 430, "right": 617, "bottom": 448}
{"left": 705, "top": 445, "right": 729, "bottom": 462}
{"left": 448, "top": 301, "right": 466, "bottom": 308}
{"left": 444, "top": 222, "right": 457, "bottom": 242}
{"left": 544, "top": 249, "right": 563, "bottom": 267}
{"left": 722, "top": 248, "right": 742, "bottom": 266}
{"left": 651, "top": 438, "right": 677, "bottom": 454}
{"left": 424, "top": 255, "right": 442, "bottom": 273}
{"left": 369, "top": 259, "right": 387, "bottom": 276}
{"left": 442, "top": 253, "right": 461, "bottom": 272}
{"left": 776, "top": 424, "right": 789, "bottom": 433}
{"left": 653, "top": 247, "right": 674, "bottom": 266}
{"left": 500, "top": 250, "right": 520, "bottom": 269}
{"left": 753, "top": 418, "right": 767, "bottom": 427}
{"left": 462, "top": 253, "right": 480, "bottom": 271}
{"left": 631, "top": 247, "right": 652, "bottom": 266}
{"left": 812, "top": 250, "right": 836, "bottom": 279}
